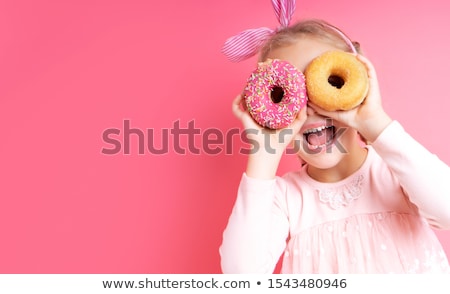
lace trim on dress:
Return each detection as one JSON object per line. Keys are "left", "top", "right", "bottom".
{"left": 317, "top": 174, "right": 364, "bottom": 209}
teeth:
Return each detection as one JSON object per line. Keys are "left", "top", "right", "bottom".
{"left": 309, "top": 142, "right": 330, "bottom": 149}
{"left": 303, "top": 125, "right": 333, "bottom": 135}
{"left": 303, "top": 125, "right": 336, "bottom": 149}
{"left": 308, "top": 139, "right": 335, "bottom": 149}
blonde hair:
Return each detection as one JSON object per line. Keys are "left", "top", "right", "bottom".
{"left": 259, "top": 19, "right": 362, "bottom": 62}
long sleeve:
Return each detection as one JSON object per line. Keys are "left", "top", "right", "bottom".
{"left": 371, "top": 120, "right": 450, "bottom": 229}
{"left": 220, "top": 173, "right": 290, "bottom": 273}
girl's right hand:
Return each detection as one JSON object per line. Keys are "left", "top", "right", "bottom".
{"left": 232, "top": 94, "right": 307, "bottom": 179}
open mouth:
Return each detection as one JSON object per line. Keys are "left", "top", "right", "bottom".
{"left": 303, "top": 125, "right": 336, "bottom": 149}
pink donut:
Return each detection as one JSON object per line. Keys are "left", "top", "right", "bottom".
{"left": 243, "top": 59, "right": 307, "bottom": 129}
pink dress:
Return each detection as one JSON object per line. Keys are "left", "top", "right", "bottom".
{"left": 220, "top": 121, "right": 450, "bottom": 273}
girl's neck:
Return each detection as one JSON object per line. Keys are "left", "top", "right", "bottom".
{"left": 307, "top": 144, "right": 368, "bottom": 183}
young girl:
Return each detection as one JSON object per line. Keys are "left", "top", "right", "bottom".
{"left": 219, "top": 18, "right": 450, "bottom": 273}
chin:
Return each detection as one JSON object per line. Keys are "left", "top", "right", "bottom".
{"left": 298, "top": 143, "right": 347, "bottom": 169}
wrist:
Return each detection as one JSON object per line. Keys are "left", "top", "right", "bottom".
{"left": 358, "top": 111, "right": 393, "bottom": 143}
{"left": 245, "top": 151, "right": 283, "bottom": 180}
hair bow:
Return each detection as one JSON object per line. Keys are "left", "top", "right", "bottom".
{"left": 222, "top": 0, "right": 296, "bottom": 62}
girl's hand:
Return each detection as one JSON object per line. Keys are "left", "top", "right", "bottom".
{"left": 232, "top": 94, "right": 307, "bottom": 179}
{"left": 309, "top": 54, "right": 392, "bottom": 142}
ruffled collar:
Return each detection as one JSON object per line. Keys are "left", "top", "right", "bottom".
{"left": 301, "top": 146, "right": 373, "bottom": 209}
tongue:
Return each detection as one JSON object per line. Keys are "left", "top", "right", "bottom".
{"left": 306, "top": 128, "right": 333, "bottom": 146}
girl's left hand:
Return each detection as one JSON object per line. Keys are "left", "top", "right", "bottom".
{"left": 309, "top": 54, "right": 392, "bottom": 142}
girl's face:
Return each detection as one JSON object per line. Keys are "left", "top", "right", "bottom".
{"left": 266, "top": 37, "right": 364, "bottom": 174}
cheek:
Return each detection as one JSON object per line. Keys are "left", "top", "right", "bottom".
{"left": 333, "top": 126, "right": 358, "bottom": 146}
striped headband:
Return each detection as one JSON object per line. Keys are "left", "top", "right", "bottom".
{"left": 222, "top": 0, "right": 296, "bottom": 63}
{"left": 222, "top": 0, "right": 357, "bottom": 62}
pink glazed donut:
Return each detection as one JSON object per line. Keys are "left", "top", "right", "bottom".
{"left": 243, "top": 59, "right": 307, "bottom": 129}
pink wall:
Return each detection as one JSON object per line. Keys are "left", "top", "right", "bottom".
{"left": 0, "top": 0, "right": 449, "bottom": 273}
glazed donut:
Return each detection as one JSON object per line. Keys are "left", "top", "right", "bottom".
{"left": 243, "top": 59, "right": 308, "bottom": 129}
{"left": 304, "top": 51, "right": 369, "bottom": 111}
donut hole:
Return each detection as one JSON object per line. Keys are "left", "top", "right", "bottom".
{"left": 328, "top": 75, "right": 345, "bottom": 89}
{"left": 270, "top": 86, "right": 285, "bottom": 103}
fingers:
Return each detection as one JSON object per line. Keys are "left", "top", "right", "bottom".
{"left": 232, "top": 93, "right": 263, "bottom": 130}
{"left": 232, "top": 94, "right": 308, "bottom": 137}
{"left": 231, "top": 94, "right": 245, "bottom": 119}
{"left": 307, "top": 102, "right": 340, "bottom": 121}
{"left": 356, "top": 54, "right": 378, "bottom": 80}
{"left": 355, "top": 54, "right": 382, "bottom": 106}
{"left": 290, "top": 106, "right": 308, "bottom": 132}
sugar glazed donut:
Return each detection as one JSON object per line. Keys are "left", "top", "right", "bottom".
{"left": 305, "top": 51, "right": 369, "bottom": 111}
{"left": 244, "top": 59, "right": 308, "bottom": 129}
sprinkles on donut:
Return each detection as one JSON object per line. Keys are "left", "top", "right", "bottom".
{"left": 243, "top": 59, "right": 308, "bottom": 129}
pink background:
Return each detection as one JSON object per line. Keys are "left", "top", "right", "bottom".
{"left": 1, "top": 0, "right": 449, "bottom": 273}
